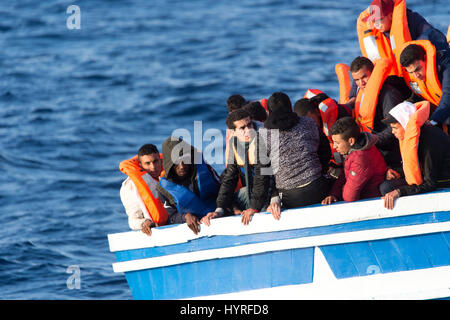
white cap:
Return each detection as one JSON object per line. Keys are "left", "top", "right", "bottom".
{"left": 389, "top": 101, "right": 417, "bottom": 130}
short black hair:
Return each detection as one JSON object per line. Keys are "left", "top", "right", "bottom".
{"left": 294, "top": 98, "right": 317, "bottom": 117}
{"left": 226, "top": 94, "right": 246, "bottom": 113}
{"left": 243, "top": 101, "right": 267, "bottom": 122}
{"left": 400, "top": 44, "right": 426, "bottom": 68}
{"left": 226, "top": 108, "right": 251, "bottom": 129}
{"left": 330, "top": 116, "right": 361, "bottom": 140}
{"left": 138, "top": 144, "right": 159, "bottom": 157}
{"left": 350, "top": 56, "right": 374, "bottom": 73}
{"left": 267, "top": 92, "right": 292, "bottom": 112}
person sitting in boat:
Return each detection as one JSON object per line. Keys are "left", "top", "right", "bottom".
{"left": 350, "top": 56, "right": 406, "bottom": 173}
{"left": 321, "top": 117, "right": 387, "bottom": 205}
{"left": 348, "top": 0, "right": 449, "bottom": 104}
{"left": 201, "top": 108, "right": 272, "bottom": 226}
{"left": 224, "top": 99, "right": 268, "bottom": 165}
{"left": 224, "top": 94, "right": 247, "bottom": 170}
{"left": 259, "top": 92, "right": 333, "bottom": 217}
{"left": 399, "top": 42, "right": 450, "bottom": 131}
{"left": 119, "top": 144, "right": 173, "bottom": 236}
{"left": 294, "top": 92, "right": 352, "bottom": 178}
{"left": 379, "top": 101, "right": 450, "bottom": 209}
{"left": 156, "top": 137, "right": 221, "bottom": 234}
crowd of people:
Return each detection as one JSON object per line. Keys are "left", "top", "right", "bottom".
{"left": 120, "top": 0, "right": 450, "bottom": 235}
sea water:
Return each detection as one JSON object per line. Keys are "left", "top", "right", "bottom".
{"left": 0, "top": 0, "right": 447, "bottom": 299}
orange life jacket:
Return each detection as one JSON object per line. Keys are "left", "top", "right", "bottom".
{"left": 398, "top": 101, "right": 431, "bottom": 186}
{"left": 397, "top": 40, "right": 442, "bottom": 106}
{"left": 354, "top": 58, "right": 393, "bottom": 132}
{"left": 335, "top": 63, "right": 352, "bottom": 104}
{"left": 119, "top": 155, "right": 168, "bottom": 226}
{"left": 260, "top": 98, "right": 268, "bottom": 112}
{"left": 304, "top": 89, "right": 342, "bottom": 164}
{"left": 357, "top": 0, "right": 411, "bottom": 76}
{"left": 304, "top": 89, "right": 339, "bottom": 139}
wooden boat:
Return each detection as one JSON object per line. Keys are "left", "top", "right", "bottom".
{"left": 108, "top": 188, "right": 450, "bottom": 299}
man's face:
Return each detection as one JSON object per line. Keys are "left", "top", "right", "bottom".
{"left": 233, "top": 117, "right": 255, "bottom": 142}
{"left": 332, "top": 134, "right": 354, "bottom": 156}
{"left": 352, "top": 66, "right": 372, "bottom": 91}
{"left": 139, "top": 153, "right": 162, "bottom": 179}
{"left": 174, "top": 161, "right": 191, "bottom": 178}
{"left": 390, "top": 123, "right": 405, "bottom": 140}
{"left": 405, "top": 59, "right": 427, "bottom": 81}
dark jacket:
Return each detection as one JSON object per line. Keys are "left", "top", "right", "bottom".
{"left": 330, "top": 133, "right": 387, "bottom": 202}
{"left": 216, "top": 133, "right": 270, "bottom": 211}
{"left": 398, "top": 125, "right": 450, "bottom": 196}
{"left": 407, "top": 9, "right": 448, "bottom": 51}
{"left": 156, "top": 138, "right": 221, "bottom": 223}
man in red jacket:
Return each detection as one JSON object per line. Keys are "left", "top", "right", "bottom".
{"left": 322, "top": 117, "right": 388, "bottom": 204}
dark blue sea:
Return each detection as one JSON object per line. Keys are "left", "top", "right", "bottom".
{"left": 0, "top": 0, "right": 448, "bottom": 300}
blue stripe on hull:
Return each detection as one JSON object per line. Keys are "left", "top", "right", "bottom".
{"left": 320, "top": 231, "right": 450, "bottom": 279}
{"left": 124, "top": 247, "right": 315, "bottom": 300}
{"left": 116, "top": 211, "right": 450, "bottom": 263}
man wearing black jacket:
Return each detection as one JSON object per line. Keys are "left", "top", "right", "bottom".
{"left": 380, "top": 102, "right": 450, "bottom": 209}
{"left": 201, "top": 108, "right": 271, "bottom": 226}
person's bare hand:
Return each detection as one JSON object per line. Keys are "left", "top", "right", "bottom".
{"left": 141, "top": 219, "right": 155, "bottom": 236}
{"left": 185, "top": 213, "right": 200, "bottom": 234}
{"left": 201, "top": 211, "right": 219, "bottom": 226}
{"left": 382, "top": 189, "right": 400, "bottom": 210}
{"left": 241, "top": 208, "right": 256, "bottom": 225}
{"left": 233, "top": 207, "right": 242, "bottom": 215}
{"left": 385, "top": 168, "right": 400, "bottom": 180}
{"left": 267, "top": 203, "right": 281, "bottom": 220}
{"left": 321, "top": 195, "right": 338, "bottom": 205}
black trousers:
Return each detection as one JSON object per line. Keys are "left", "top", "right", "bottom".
{"left": 279, "top": 175, "right": 333, "bottom": 209}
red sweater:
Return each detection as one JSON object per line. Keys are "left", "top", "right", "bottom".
{"left": 330, "top": 133, "right": 387, "bottom": 202}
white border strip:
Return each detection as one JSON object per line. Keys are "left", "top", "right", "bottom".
{"left": 112, "top": 221, "right": 450, "bottom": 273}
{"left": 108, "top": 190, "right": 450, "bottom": 252}
{"left": 190, "top": 265, "right": 450, "bottom": 300}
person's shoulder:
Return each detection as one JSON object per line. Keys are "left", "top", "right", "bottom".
{"left": 406, "top": 8, "right": 428, "bottom": 26}
{"left": 298, "top": 116, "right": 316, "bottom": 128}
{"left": 120, "top": 176, "right": 132, "bottom": 190}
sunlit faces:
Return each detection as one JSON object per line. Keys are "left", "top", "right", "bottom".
{"left": 405, "top": 59, "right": 427, "bottom": 81}
{"left": 331, "top": 134, "right": 356, "bottom": 156}
{"left": 390, "top": 122, "right": 405, "bottom": 140}
{"left": 351, "top": 66, "right": 372, "bottom": 90}
{"left": 139, "top": 153, "right": 162, "bottom": 179}
{"left": 233, "top": 116, "right": 255, "bottom": 142}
